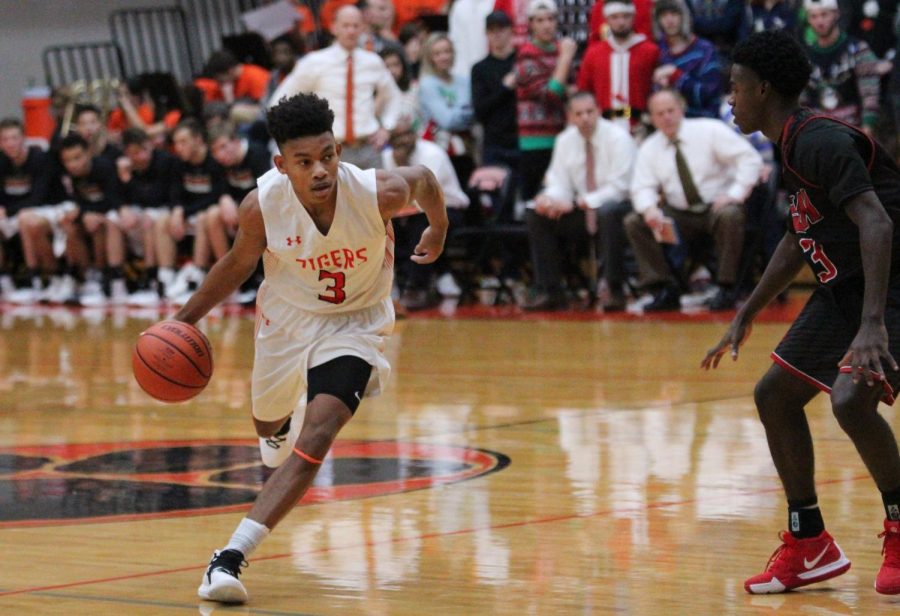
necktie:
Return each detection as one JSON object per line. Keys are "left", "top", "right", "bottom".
{"left": 672, "top": 139, "right": 706, "bottom": 213}
{"left": 583, "top": 137, "right": 598, "bottom": 235}
{"left": 345, "top": 52, "right": 355, "bottom": 144}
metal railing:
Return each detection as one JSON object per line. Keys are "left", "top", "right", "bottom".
{"left": 42, "top": 41, "right": 126, "bottom": 89}
{"left": 109, "top": 6, "right": 195, "bottom": 83}
{"left": 177, "top": 0, "right": 265, "bottom": 72}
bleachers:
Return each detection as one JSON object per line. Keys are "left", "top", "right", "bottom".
{"left": 42, "top": 41, "right": 126, "bottom": 89}
{"left": 109, "top": 7, "right": 195, "bottom": 84}
{"left": 44, "top": 0, "right": 271, "bottom": 89}
{"left": 14, "top": 1, "right": 900, "bottom": 313}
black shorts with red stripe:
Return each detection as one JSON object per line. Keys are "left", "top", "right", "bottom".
{"left": 772, "top": 282, "right": 900, "bottom": 405}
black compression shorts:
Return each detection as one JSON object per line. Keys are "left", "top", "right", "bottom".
{"left": 307, "top": 355, "right": 373, "bottom": 414}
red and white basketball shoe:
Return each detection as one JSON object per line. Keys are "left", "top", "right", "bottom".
{"left": 744, "top": 530, "right": 851, "bottom": 594}
{"left": 876, "top": 519, "right": 900, "bottom": 594}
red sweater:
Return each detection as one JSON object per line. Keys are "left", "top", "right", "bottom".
{"left": 577, "top": 34, "right": 659, "bottom": 118}
{"left": 515, "top": 39, "right": 567, "bottom": 148}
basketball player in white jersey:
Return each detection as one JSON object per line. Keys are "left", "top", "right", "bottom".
{"left": 170, "top": 92, "right": 448, "bottom": 604}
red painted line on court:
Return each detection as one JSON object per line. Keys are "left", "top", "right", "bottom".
{"left": 0, "top": 473, "right": 869, "bottom": 599}
{"left": 394, "top": 298, "right": 805, "bottom": 324}
{"left": 393, "top": 367, "right": 761, "bottom": 384}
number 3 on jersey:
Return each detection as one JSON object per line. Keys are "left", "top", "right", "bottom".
{"left": 798, "top": 238, "right": 837, "bottom": 283}
{"left": 318, "top": 270, "right": 347, "bottom": 304}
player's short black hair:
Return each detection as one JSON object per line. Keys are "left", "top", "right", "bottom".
{"left": 124, "top": 76, "right": 145, "bottom": 96}
{"left": 122, "top": 127, "right": 149, "bottom": 148}
{"left": 208, "top": 121, "right": 238, "bottom": 144}
{"left": 732, "top": 30, "right": 812, "bottom": 99}
{"left": 0, "top": 117, "right": 23, "bottom": 132}
{"left": 204, "top": 50, "right": 239, "bottom": 76}
{"left": 73, "top": 104, "right": 101, "bottom": 122}
{"left": 60, "top": 133, "right": 89, "bottom": 151}
{"left": 271, "top": 33, "right": 303, "bottom": 55}
{"left": 173, "top": 117, "right": 206, "bottom": 140}
{"left": 568, "top": 90, "right": 597, "bottom": 107}
{"left": 266, "top": 93, "right": 334, "bottom": 146}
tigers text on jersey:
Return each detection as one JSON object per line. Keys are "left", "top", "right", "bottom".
{"left": 257, "top": 162, "right": 394, "bottom": 314}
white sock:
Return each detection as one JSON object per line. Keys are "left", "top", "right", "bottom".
{"left": 224, "top": 518, "right": 270, "bottom": 558}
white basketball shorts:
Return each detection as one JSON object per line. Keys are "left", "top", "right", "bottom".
{"left": 251, "top": 284, "right": 394, "bottom": 422}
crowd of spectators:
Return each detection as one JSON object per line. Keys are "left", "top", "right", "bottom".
{"left": 0, "top": 0, "right": 897, "bottom": 313}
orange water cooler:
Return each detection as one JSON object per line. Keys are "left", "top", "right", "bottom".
{"left": 22, "top": 86, "right": 55, "bottom": 142}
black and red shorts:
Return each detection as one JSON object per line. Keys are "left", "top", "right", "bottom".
{"left": 772, "top": 284, "right": 900, "bottom": 404}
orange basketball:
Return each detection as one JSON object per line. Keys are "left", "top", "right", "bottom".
{"left": 132, "top": 321, "right": 213, "bottom": 402}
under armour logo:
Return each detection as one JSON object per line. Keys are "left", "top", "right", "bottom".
{"left": 286, "top": 235, "right": 302, "bottom": 247}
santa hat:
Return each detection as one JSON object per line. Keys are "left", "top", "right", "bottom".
{"left": 803, "top": 0, "right": 838, "bottom": 11}
{"left": 603, "top": 0, "right": 636, "bottom": 18}
{"left": 527, "top": 0, "right": 558, "bottom": 18}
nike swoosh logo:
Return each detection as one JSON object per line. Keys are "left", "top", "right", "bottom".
{"left": 354, "top": 391, "right": 361, "bottom": 402}
{"left": 804, "top": 544, "right": 830, "bottom": 569}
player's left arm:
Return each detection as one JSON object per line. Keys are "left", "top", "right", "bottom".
{"left": 842, "top": 190, "right": 900, "bottom": 385}
{"left": 376, "top": 166, "right": 448, "bottom": 264}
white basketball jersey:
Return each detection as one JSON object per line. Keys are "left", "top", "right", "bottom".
{"left": 257, "top": 162, "right": 394, "bottom": 314}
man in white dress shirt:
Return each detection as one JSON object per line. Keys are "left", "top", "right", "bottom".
{"left": 382, "top": 117, "right": 470, "bottom": 310}
{"left": 269, "top": 5, "right": 403, "bottom": 170}
{"left": 524, "top": 91, "right": 637, "bottom": 311}
{"left": 625, "top": 88, "right": 763, "bottom": 311}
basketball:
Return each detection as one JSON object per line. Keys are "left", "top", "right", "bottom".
{"left": 132, "top": 320, "right": 214, "bottom": 402}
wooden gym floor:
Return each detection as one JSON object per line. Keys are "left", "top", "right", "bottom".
{"left": 1, "top": 297, "right": 899, "bottom": 614}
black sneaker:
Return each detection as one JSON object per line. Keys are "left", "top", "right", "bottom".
{"left": 644, "top": 284, "right": 681, "bottom": 312}
{"left": 198, "top": 549, "right": 248, "bottom": 603}
{"left": 707, "top": 287, "right": 737, "bottom": 311}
